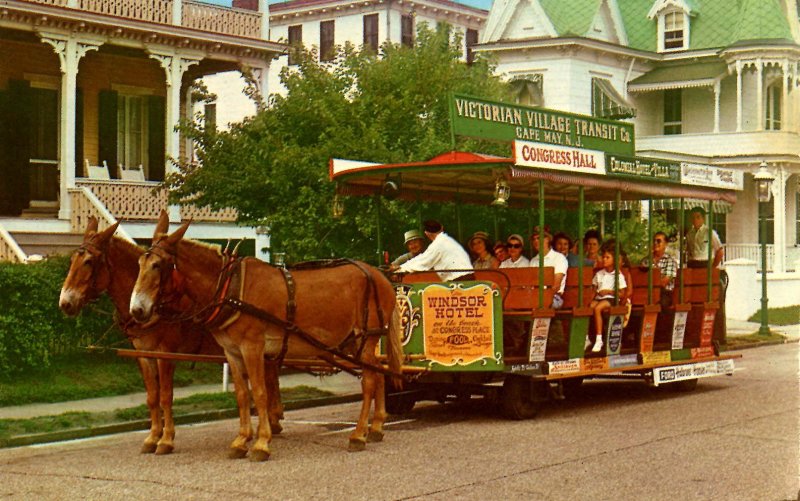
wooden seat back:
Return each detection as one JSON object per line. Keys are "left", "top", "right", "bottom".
{"left": 562, "top": 267, "right": 594, "bottom": 309}
{"left": 673, "top": 267, "right": 720, "bottom": 304}
{"left": 629, "top": 267, "right": 662, "bottom": 305}
{"left": 400, "top": 268, "right": 555, "bottom": 311}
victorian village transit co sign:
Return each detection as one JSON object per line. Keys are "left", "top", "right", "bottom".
{"left": 451, "top": 94, "right": 635, "bottom": 156}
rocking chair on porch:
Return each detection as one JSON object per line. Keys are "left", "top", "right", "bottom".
{"left": 85, "top": 159, "right": 111, "bottom": 180}
{"left": 119, "top": 164, "right": 145, "bottom": 182}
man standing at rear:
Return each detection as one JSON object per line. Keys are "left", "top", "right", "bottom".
{"left": 686, "top": 207, "right": 724, "bottom": 268}
{"left": 393, "top": 220, "right": 473, "bottom": 281}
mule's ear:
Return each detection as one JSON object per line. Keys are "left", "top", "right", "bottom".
{"left": 154, "top": 209, "right": 169, "bottom": 238}
{"left": 165, "top": 220, "right": 191, "bottom": 246}
{"left": 85, "top": 217, "right": 99, "bottom": 235}
{"left": 95, "top": 221, "right": 119, "bottom": 246}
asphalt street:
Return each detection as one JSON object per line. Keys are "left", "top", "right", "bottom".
{"left": 0, "top": 343, "right": 797, "bottom": 501}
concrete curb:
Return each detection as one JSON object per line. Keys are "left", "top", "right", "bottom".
{"left": 0, "top": 393, "right": 362, "bottom": 449}
{"left": 723, "top": 336, "right": 799, "bottom": 352}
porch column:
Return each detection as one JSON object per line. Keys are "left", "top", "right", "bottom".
{"left": 148, "top": 49, "right": 201, "bottom": 222}
{"left": 772, "top": 165, "right": 787, "bottom": 273}
{"left": 756, "top": 59, "right": 763, "bottom": 131}
{"left": 713, "top": 79, "right": 721, "bottom": 133}
{"left": 259, "top": 0, "right": 269, "bottom": 41}
{"left": 40, "top": 34, "right": 102, "bottom": 220}
{"left": 735, "top": 60, "right": 742, "bottom": 132}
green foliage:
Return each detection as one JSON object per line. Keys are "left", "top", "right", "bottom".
{"left": 747, "top": 305, "right": 800, "bottom": 326}
{"left": 598, "top": 209, "right": 676, "bottom": 264}
{"left": 0, "top": 354, "right": 223, "bottom": 406}
{"left": 168, "top": 24, "right": 522, "bottom": 263}
{"left": 0, "top": 257, "right": 119, "bottom": 378}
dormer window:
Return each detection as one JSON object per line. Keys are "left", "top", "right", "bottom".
{"left": 648, "top": 1, "right": 692, "bottom": 52}
{"left": 663, "top": 11, "right": 685, "bottom": 50}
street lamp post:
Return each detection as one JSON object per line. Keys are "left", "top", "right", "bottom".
{"left": 754, "top": 161, "right": 775, "bottom": 336}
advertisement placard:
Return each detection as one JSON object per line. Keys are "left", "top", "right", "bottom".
{"left": 607, "top": 155, "right": 680, "bottom": 183}
{"left": 639, "top": 311, "right": 658, "bottom": 353}
{"left": 681, "top": 163, "right": 744, "bottom": 190}
{"left": 700, "top": 309, "right": 716, "bottom": 347}
{"left": 514, "top": 140, "right": 606, "bottom": 176}
{"left": 528, "top": 317, "right": 551, "bottom": 362}
{"left": 671, "top": 310, "right": 688, "bottom": 349}
{"left": 548, "top": 358, "right": 582, "bottom": 375}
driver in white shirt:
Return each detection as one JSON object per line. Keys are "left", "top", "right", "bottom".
{"left": 393, "top": 220, "right": 473, "bottom": 281}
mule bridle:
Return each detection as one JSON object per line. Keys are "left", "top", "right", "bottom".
{"left": 73, "top": 239, "right": 110, "bottom": 304}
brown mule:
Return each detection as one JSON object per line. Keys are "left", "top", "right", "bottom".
{"left": 130, "top": 210, "right": 404, "bottom": 460}
{"left": 59, "top": 217, "right": 284, "bottom": 455}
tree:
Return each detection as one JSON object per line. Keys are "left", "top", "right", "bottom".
{"left": 168, "top": 24, "right": 516, "bottom": 262}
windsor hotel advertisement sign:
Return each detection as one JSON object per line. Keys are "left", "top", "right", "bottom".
{"left": 451, "top": 94, "right": 635, "bottom": 156}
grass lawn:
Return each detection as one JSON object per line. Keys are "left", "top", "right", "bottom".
{"left": 746, "top": 305, "right": 800, "bottom": 326}
{"left": 725, "top": 331, "right": 789, "bottom": 350}
{"left": 0, "top": 386, "right": 333, "bottom": 442}
{"left": 0, "top": 351, "right": 224, "bottom": 407}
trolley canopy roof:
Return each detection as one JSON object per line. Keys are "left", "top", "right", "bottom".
{"left": 330, "top": 150, "right": 739, "bottom": 208}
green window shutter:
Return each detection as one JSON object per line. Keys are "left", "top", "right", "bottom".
{"left": 148, "top": 95, "right": 166, "bottom": 182}
{"left": 7, "top": 80, "right": 32, "bottom": 214}
{"left": 98, "top": 89, "right": 118, "bottom": 178}
{"left": 75, "top": 88, "right": 84, "bottom": 176}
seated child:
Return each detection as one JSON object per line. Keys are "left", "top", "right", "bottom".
{"left": 587, "top": 247, "right": 628, "bottom": 353}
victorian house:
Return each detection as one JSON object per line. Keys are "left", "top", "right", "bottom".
{"left": 0, "top": 0, "right": 284, "bottom": 261}
{"left": 477, "top": 0, "right": 800, "bottom": 319}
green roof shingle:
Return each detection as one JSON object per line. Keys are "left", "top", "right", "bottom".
{"left": 538, "top": 0, "right": 600, "bottom": 37}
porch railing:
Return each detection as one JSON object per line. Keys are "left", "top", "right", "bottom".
{"left": 75, "top": 179, "right": 238, "bottom": 223}
{"left": 724, "top": 243, "right": 774, "bottom": 272}
{"left": 69, "top": 186, "right": 135, "bottom": 242}
{"left": 184, "top": 1, "right": 261, "bottom": 39}
{"left": 0, "top": 224, "right": 28, "bottom": 263}
{"left": 20, "top": 0, "right": 264, "bottom": 39}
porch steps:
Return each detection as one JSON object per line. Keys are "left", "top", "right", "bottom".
{"left": 20, "top": 207, "right": 59, "bottom": 219}
{"left": 10, "top": 232, "right": 83, "bottom": 258}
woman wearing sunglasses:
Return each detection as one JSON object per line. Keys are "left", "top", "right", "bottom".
{"left": 499, "top": 234, "right": 530, "bottom": 268}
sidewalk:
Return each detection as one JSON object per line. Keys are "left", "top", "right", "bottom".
{"left": 0, "top": 371, "right": 362, "bottom": 421}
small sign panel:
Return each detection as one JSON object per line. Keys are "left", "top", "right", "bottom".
{"left": 639, "top": 311, "right": 658, "bottom": 353}
{"left": 700, "top": 309, "right": 716, "bottom": 347}
{"left": 607, "top": 155, "right": 680, "bottom": 183}
{"left": 582, "top": 357, "right": 609, "bottom": 371}
{"left": 642, "top": 351, "right": 671, "bottom": 365}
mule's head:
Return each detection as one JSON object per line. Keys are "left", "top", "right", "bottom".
{"left": 59, "top": 218, "right": 119, "bottom": 316}
{"left": 130, "top": 210, "right": 190, "bottom": 323}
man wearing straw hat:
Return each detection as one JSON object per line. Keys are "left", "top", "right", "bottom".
{"left": 391, "top": 229, "right": 427, "bottom": 267}
{"left": 394, "top": 220, "right": 473, "bottom": 281}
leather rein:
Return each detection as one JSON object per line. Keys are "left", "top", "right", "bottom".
{"left": 148, "top": 243, "right": 399, "bottom": 378}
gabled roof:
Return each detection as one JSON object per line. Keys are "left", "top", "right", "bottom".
{"left": 487, "top": 0, "right": 798, "bottom": 53}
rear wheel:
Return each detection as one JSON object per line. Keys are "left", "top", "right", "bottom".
{"left": 561, "top": 377, "right": 585, "bottom": 398}
{"left": 384, "top": 378, "right": 417, "bottom": 415}
{"left": 501, "top": 375, "right": 547, "bottom": 420}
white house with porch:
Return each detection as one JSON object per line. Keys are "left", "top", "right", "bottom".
{"left": 476, "top": 0, "right": 800, "bottom": 320}
{"left": 0, "top": 0, "right": 285, "bottom": 261}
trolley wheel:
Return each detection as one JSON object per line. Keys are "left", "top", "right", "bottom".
{"left": 501, "top": 375, "right": 546, "bottom": 420}
{"left": 665, "top": 378, "right": 699, "bottom": 392}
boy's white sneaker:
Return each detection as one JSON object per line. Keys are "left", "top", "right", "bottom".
{"left": 591, "top": 338, "right": 604, "bottom": 353}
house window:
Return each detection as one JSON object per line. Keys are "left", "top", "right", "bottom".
{"left": 320, "top": 20, "right": 335, "bottom": 62}
{"left": 663, "top": 89, "right": 682, "bottom": 135}
{"left": 401, "top": 14, "right": 414, "bottom": 47}
{"left": 117, "top": 94, "right": 148, "bottom": 172}
{"left": 466, "top": 29, "right": 478, "bottom": 65}
{"left": 512, "top": 78, "right": 543, "bottom": 107}
{"left": 288, "top": 24, "right": 302, "bottom": 66}
{"left": 663, "top": 11, "right": 686, "bottom": 50}
{"left": 204, "top": 102, "right": 217, "bottom": 131}
{"left": 766, "top": 80, "right": 782, "bottom": 130}
{"left": 363, "top": 14, "right": 379, "bottom": 53}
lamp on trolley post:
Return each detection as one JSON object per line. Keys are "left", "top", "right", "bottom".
{"left": 753, "top": 161, "right": 775, "bottom": 336}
